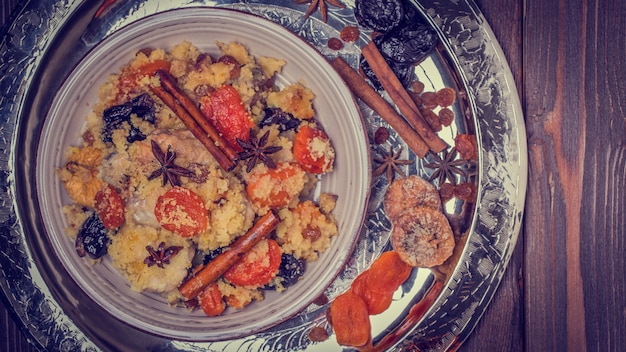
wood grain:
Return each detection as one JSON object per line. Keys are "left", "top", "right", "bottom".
{"left": 524, "top": 0, "right": 626, "bottom": 351}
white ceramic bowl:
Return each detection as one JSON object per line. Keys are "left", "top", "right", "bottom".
{"left": 36, "top": 7, "right": 370, "bottom": 341}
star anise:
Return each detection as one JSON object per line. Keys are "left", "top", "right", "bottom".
{"left": 144, "top": 242, "right": 183, "bottom": 268}
{"left": 147, "top": 140, "right": 194, "bottom": 187}
{"left": 295, "top": 0, "right": 346, "bottom": 23}
{"left": 237, "top": 129, "right": 282, "bottom": 173}
{"left": 373, "top": 146, "right": 414, "bottom": 183}
{"left": 424, "top": 147, "right": 469, "bottom": 186}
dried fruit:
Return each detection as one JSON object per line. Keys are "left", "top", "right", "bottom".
{"left": 373, "top": 126, "right": 389, "bottom": 144}
{"left": 436, "top": 87, "right": 456, "bottom": 107}
{"left": 354, "top": 0, "right": 405, "bottom": 32}
{"left": 76, "top": 212, "right": 110, "bottom": 259}
{"left": 102, "top": 93, "right": 156, "bottom": 143}
{"left": 339, "top": 26, "right": 359, "bottom": 42}
{"left": 377, "top": 19, "right": 438, "bottom": 65}
{"left": 327, "top": 37, "right": 344, "bottom": 50}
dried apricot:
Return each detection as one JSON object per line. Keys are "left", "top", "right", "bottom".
{"left": 330, "top": 291, "right": 371, "bottom": 347}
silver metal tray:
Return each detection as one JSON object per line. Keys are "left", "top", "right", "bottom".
{"left": 0, "top": 0, "right": 526, "bottom": 350}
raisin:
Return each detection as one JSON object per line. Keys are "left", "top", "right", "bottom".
{"left": 436, "top": 87, "right": 456, "bottom": 107}
{"left": 76, "top": 212, "right": 110, "bottom": 259}
{"left": 411, "top": 80, "right": 425, "bottom": 94}
{"left": 373, "top": 126, "right": 389, "bottom": 144}
{"left": 340, "top": 26, "right": 360, "bottom": 42}
{"left": 327, "top": 37, "right": 344, "bottom": 50}
{"left": 218, "top": 55, "right": 241, "bottom": 79}
{"left": 439, "top": 182, "right": 455, "bottom": 202}
{"left": 354, "top": 0, "right": 405, "bottom": 33}
{"left": 308, "top": 326, "right": 330, "bottom": 342}
{"left": 420, "top": 91, "right": 438, "bottom": 109}
{"left": 202, "top": 247, "right": 225, "bottom": 265}
{"left": 454, "top": 134, "right": 478, "bottom": 160}
{"left": 454, "top": 182, "right": 477, "bottom": 202}
{"left": 439, "top": 107, "right": 455, "bottom": 127}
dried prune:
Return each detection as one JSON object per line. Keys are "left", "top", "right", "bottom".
{"left": 378, "top": 19, "right": 438, "bottom": 64}
{"left": 354, "top": 0, "right": 405, "bottom": 33}
{"left": 102, "top": 93, "right": 156, "bottom": 143}
{"left": 260, "top": 108, "right": 301, "bottom": 132}
{"left": 76, "top": 212, "right": 110, "bottom": 259}
{"left": 360, "top": 53, "right": 415, "bottom": 90}
{"left": 202, "top": 247, "right": 224, "bottom": 264}
{"left": 265, "top": 254, "right": 305, "bottom": 289}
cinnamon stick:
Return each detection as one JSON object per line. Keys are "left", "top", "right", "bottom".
{"left": 178, "top": 209, "right": 281, "bottom": 300}
{"left": 361, "top": 42, "right": 448, "bottom": 153}
{"left": 330, "top": 57, "right": 430, "bottom": 158}
{"left": 150, "top": 85, "right": 237, "bottom": 171}
{"left": 156, "top": 69, "right": 239, "bottom": 162}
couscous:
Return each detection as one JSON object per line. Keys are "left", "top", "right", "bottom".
{"left": 58, "top": 40, "right": 338, "bottom": 314}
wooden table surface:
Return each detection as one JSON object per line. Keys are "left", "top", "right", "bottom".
{"left": 2, "top": 0, "right": 623, "bottom": 351}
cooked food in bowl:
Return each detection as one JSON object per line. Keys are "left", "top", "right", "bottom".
{"left": 57, "top": 39, "right": 340, "bottom": 312}
{"left": 37, "top": 7, "right": 369, "bottom": 341}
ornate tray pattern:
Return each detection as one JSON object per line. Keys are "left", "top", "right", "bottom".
{"left": 0, "top": 0, "right": 526, "bottom": 350}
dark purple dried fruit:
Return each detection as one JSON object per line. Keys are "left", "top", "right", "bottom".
{"left": 102, "top": 93, "right": 156, "bottom": 143}
{"left": 377, "top": 19, "right": 438, "bottom": 64}
{"left": 354, "top": 0, "right": 405, "bottom": 33}
{"left": 260, "top": 107, "right": 301, "bottom": 132}
{"left": 359, "top": 53, "right": 415, "bottom": 90}
{"left": 76, "top": 212, "right": 110, "bottom": 259}
{"left": 266, "top": 254, "right": 306, "bottom": 289}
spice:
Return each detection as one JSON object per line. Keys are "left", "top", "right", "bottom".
{"left": 373, "top": 146, "right": 413, "bottom": 183}
{"left": 147, "top": 140, "right": 194, "bottom": 187}
{"left": 237, "top": 129, "right": 282, "bottom": 173}
{"left": 144, "top": 242, "right": 183, "bottom": 268}
{"left": 295, "top": 0, "right": 346, "bottom": 23}
{"left": 424, "top": 147, "right": 468, "bottom": 186}
{"left": 330, "top": 57, "right": 429, "bottom": 157}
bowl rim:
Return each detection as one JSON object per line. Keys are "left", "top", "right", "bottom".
{"left": 35, "top": 6, "right": 371, "bottom": 341}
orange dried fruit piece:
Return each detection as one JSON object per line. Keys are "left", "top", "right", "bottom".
{"left": 154, "top": 186, "right": 209, "bottom": 237}
{"left": 330, "top": 291, "right": 371, "bottom": 347}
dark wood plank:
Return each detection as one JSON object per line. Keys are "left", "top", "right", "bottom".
{"left": 0, "top": 0, "right": 523, "bottom": 351}
{"left": 459, "top": 0, "right": 525, "bottom": 350}
{"left": 523, "top": 0, "right": 626, "bottom": 351}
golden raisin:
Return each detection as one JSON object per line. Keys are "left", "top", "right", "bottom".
{"left": 303, "top": 226, "right": 322, "bottom": 242}
{"left": 439, "top": 182, "right": 455, "bottom": 202}
{"left": 420, "top": 91, "right": 438, "bottom": 109}
{"left": 340, "top": 26, "right": 359, "bottom": 42}
{"left": 411, "top": 80, "right": 425, "bottom": 94}
{"left": 455, "top": 134, "right": 478, "bottom": 160}
{"left": 439, "top": 107, "right": 455, "bottom": 126}
{"left": 308, "top": 326, "right": 330, "bottom": 342}
{"left": 436, "top": 87, "right": 456, "bottom": 107}
{"left": 218, "top": 55, "right": 241, "bottom": 79}
{"left": 454, "top": 182, "right": 477, "bottom": 202}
